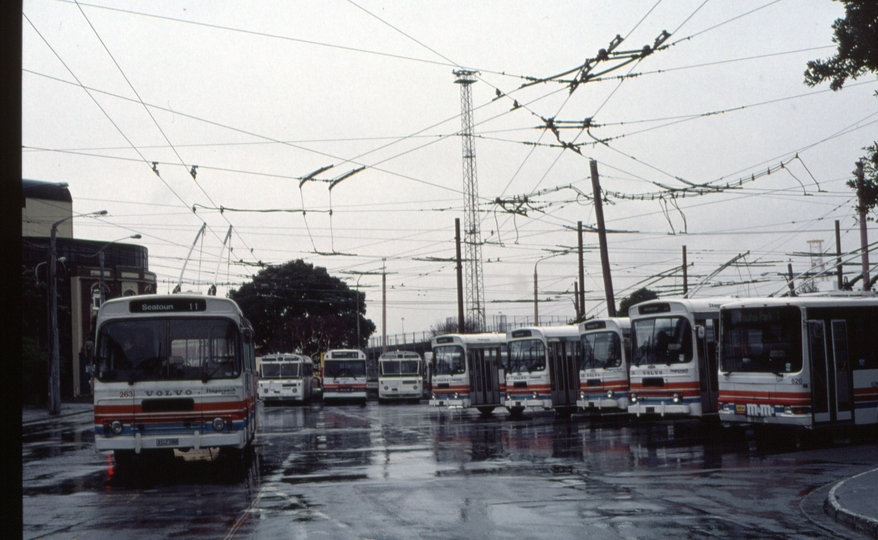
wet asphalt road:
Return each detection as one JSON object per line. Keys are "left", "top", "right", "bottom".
{"left": 22, "top": 401, "right": 878, "bottom": 539}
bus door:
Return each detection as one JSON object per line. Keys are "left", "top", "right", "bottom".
{"left": 548, "top": 340, "right": 579, "bottom": 407}
{"left": 830, "top": 320, "right": 853, "bottom": 421}
{"left": 469, "top": 347, "right": 500, "bottom": 406}
{"left": 809, "top": 321, "right": 833, "bottom": 423}
{"left": 696, "top": 317, "right": 719, "bottom": 413}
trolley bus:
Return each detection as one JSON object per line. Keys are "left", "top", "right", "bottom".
{"left": 628, "top": 298, "right": 736, "bottom": 419}
{"left": 718, "top": 296, "right": 878, "bottom": 430}
{"left": 91, "top": 294, "right": 257, "bottom": 466}
{"left": 429, "top": 333, "right": 507, "bottom": 415}
{"left": 378, "top": 350, "right": 424, "bottom": 402}
{"left": 576, "top": 318, "right": 631, "bottom": 413}
{"left": 257, "top": 353, "right": 314, "bottom": 404}
{"left": 322, "top": 349, "right": 368, "bottom": 403}
{"left": 504, "top": 326, "right": 581, "bottom": 416}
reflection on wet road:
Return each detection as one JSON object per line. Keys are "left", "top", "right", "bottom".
{"left": 22, "top": 402, "right": 877, "bottom": 539}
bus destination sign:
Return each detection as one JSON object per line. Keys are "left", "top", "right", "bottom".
{"left": 130, "top": 298, "right": 207, "bottom": 313}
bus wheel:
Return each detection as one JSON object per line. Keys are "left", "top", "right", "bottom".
{"left": 477, "top": 406, "right": 495, "bottom": 417}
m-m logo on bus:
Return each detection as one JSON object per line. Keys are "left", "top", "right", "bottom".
{"left": 738, "top": 403, "right": 775, "bottom": 417}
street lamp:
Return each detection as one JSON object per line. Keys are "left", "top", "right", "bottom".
{"left": 48, "top": 210, "right": 107, "bottom": 415}
{"left": 97, "top": 234, "right": 142, "bottom": 304}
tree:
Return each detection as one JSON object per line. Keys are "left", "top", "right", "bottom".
{"left": 803, "top": 0, "right": 878, "bottom": 91}
{"left": 228, "top": 260, "right": 376, "bottom": 357}
{"left": 806, "top": 2, "right": 878, "bottom": 216}
{"left": 618, "top": 287, "right": 659, "bottom": 317}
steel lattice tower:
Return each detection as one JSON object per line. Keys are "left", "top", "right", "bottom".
{"left": 454, "top": 70, "right": 486, "bottom": 331}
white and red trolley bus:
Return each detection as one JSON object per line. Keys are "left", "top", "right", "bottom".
{"left": 576, "top": 318, "right": 631, "bottom": 413}
{"left": 504, "top": 326, "right": 581, "bottom": 416}
{"left": 322, "top": 349, "right": 368, "bottom": 403}
{"left": 718, "top": 296, "right": 878, "bottom": 430}
{"left": 628, "top": 298, "right": 735, "bottom": 419}
{"left": 429, "top": 333, "right": 507, "bottom": 415}
{"left": 378, "top": 350, "right": 424, "bottom": 402}
{"left": 92, "top": 294, "right": 258, "bottom": 466}
{"left": 257, "top": 353, "right": 314, "bottom": 404}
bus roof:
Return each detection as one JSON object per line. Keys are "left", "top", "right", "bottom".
{"left": 378, "top": 351, "right": 422, "bottom": 360}
{"left": 579, "top": 317, "right": 630, "bottom": 334}
{"left": 507, "top": 325, "right": 580, "bottom": 340}
{"left": 261, "top": 353, "right": 311, "bottom": 362}
{"left": 97, "top": 294, "right": 245, "bottom": 321}
{"left": 628, "top": 297, "right": 740, "bottom": 318}
{"left": 720, "top": 296, "right": 878, "bottom": 310}
{"left": 431, "top": 333, "right": 506, "bottom": 347}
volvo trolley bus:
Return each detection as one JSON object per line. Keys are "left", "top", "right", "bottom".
{"left": 257, "top": 353, "right": 314, "bottom": 404}
{"left": 576, "top": 318, "right": 631, "bottom": 413}
{"left": 378, "top": 350, "right": 425, "bottom": 402}
{"left": 505, "top": 326, "right": 581, "bottom": 416}
{"left": 92, "top": 294, "right": 257, "bottom": 466}
{"left": 429, "top": 333, "right": 507, "bottom": 415}
{"left": 322, "top": 349, "right": 368, "bottom": 403}
{"left": 718, "top": 296, "right": 878, "bottom": 430}
{"left": 628, "top": 298, "right": 735, "bottom": 419}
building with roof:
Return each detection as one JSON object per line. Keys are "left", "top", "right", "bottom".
{"left": 22, "top": 179, "right": 156, "bottom": 400}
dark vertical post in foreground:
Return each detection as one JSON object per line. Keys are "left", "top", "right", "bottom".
{"left": 455, "top": 218, "right": 465, "bottom": 333}
{"left": 590, "top": 160, "right": 616, "bottom": 317}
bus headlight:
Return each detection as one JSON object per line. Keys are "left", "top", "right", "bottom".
{"left": 630, "top": 393, "right": 637, "bottom": 403}
{"left": 453, "top": 392, "right": 459, "bottom": 399}
{"left": 606, "top": 390, "right": 614, "bottom": 399}
{"left": 111, "top": 420, "right": 124, "bottom": 435}
{"left": 212, "top": 417, "right": 225, "bottom": 431}
{"left": 532, "top": 391, "right": 539, "bottom": 399}
{"left": 672, "top": 393, "right": 681, "bottom": 404}
{"left": 579, "top": 391, "right": 586, "bottom": 400}
{"left": 384, "top": 386, "right": 389, "bottom": 390}
{"left": 431, "top": 392, "right": 436, "bottom": 400}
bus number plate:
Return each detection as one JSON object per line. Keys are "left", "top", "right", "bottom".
{"left": 156, "top": 438, "right": 179, "bottom": 447}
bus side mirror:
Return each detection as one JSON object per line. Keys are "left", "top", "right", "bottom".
{"left": 696, "top": 325, "right": 705, "bottom": 339}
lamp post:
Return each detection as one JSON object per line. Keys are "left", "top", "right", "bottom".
{"left": 48, "top": 210, "right": 107, "bottom": 415}
{"left": 97, "top": 234, "right": 142, "bottom": 305}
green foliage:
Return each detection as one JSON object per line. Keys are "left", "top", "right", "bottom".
{"left": 618, "top": 287, "right": 659, "bottom": 317}
{"left": 847, "top": 142, "right": 878, "bottom": 215}
{"left": 229, "top": 260, "right": 376, "bottom": 356}
{"left": 804, "top": 0, "right": 878, "bottom": 90}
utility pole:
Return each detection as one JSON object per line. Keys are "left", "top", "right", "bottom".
{"left": 382, "top": 258, "right": 387, "bottom": 354}
{"left": 454, "top": 70, "right": 486, "bottom": 331}
{"left": 835, "top": 220, "right": 843, "bottom": 290}
{"left": 455, "top": 218, "right": 465, "bottom": 333}
{"left": 787, "top": 263, "right": 796, "bottom": 296}
{"left": 856, "top": 161, "right": 870, "bottom": 291}
{"left": 577, "top": 221, "right": 585, "bottom": 320}
{"left": 590, "top": 160, "right": 616, "bottom": 316}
